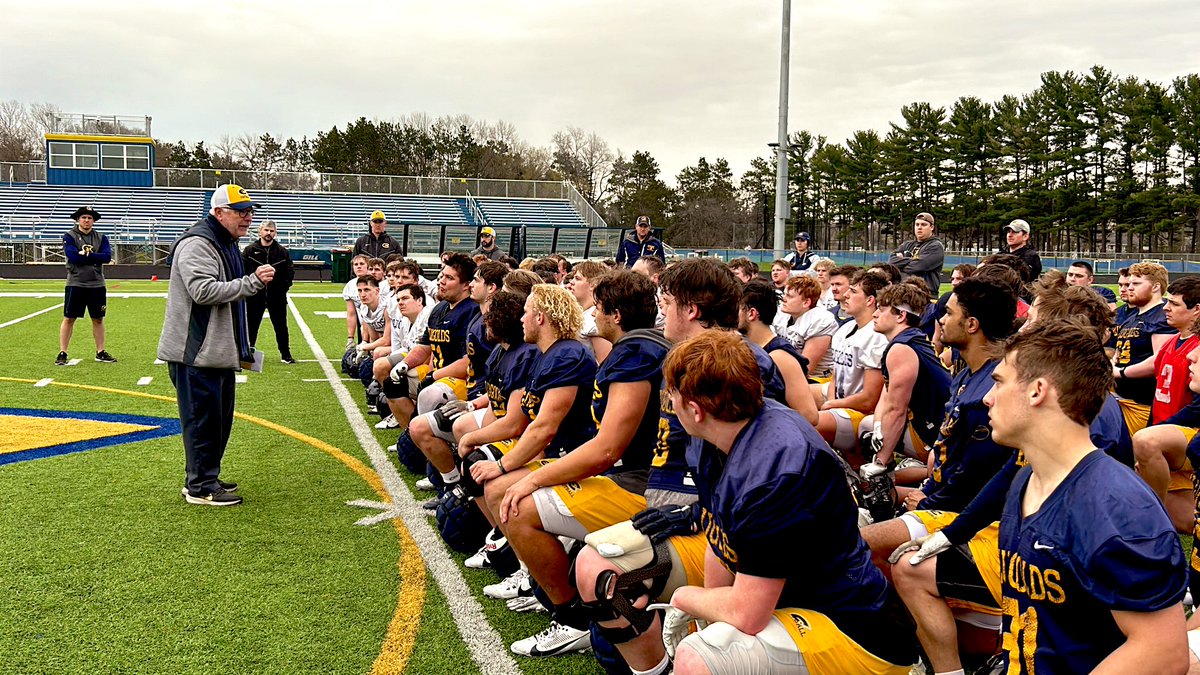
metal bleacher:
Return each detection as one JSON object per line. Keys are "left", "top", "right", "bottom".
{"left": 0, "top": 181, "right": 604, "bottom": 266}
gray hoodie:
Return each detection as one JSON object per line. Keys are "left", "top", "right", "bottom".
{"left": 157, "top": 217, "right": 264, "bottom": 369}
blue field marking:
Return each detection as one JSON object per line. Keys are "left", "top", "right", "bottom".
{"left": 0, "top": 408, "right": 182, "bottom": 466}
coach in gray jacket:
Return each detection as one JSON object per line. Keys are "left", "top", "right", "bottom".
{"left": 158, "top": 184, "right": 274, "bottom": 507}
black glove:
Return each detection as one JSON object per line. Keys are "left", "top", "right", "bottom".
{"left": 417, "top": 373, "right": 436, "bottom": 392}
{"left": 631, "top": 503, "right": 700, "bottom": 544}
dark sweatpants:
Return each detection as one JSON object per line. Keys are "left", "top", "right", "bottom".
{"left": 246, "top": 289, "right": 291, "bottom": 359}
{"left": 168, "top": 362, "right": 236, "bottom": 494}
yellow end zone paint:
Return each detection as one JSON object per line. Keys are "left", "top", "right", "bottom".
{"left": 0, "top": 415, "right": 154, "bottom": 455}
{"left": 0, "top": 377, "right": 425, "bottom": 674}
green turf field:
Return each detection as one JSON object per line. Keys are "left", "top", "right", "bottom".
{"left": 0, "top": 280, "right": 601, "bottom": 674}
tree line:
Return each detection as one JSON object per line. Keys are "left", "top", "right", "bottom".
{"left": 3, "top": 64, "right": 1198, "bottom": 253}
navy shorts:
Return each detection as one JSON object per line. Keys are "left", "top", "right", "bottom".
{"left": 64, "top": 286, "right": 107, "bottom": 319}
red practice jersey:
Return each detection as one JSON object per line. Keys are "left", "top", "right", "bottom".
{"left": 1152, "top": 333, "right": 1199, "bottom": 424}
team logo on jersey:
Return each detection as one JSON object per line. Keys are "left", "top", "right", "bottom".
{"left": 382, "top": 243, "right": 392, "bottom": 249}
{"left": 0, "top": 408, "right": 181, "bottom": 466}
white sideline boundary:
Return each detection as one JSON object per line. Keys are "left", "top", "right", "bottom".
{"left": 286, "top": 297, "right": 520, "bottom": 675}
{"left": 0, "top": 303, "right": 64, "bottom": 328}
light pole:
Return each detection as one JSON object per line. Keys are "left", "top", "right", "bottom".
{"left": 773, "top": 0, "right": 792, "bottom": 258}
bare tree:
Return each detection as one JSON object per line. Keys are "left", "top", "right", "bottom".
{"left": 552, "top": 126, "right": 615, "bottom": 204}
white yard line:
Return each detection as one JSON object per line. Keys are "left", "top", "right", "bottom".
{"left": 286, "top": 297, "right": 519, "bottom": 675}
{"left": 0, "top": 303, "right": 64, "bottom": 328}
{"left": 33, "top": 378, "right": 53, "bottom": 387}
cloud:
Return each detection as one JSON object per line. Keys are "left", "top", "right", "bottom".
{"left": 1, "top": 0, "right": 1197, "bottom": 181}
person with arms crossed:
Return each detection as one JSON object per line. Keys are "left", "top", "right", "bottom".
{"left": 616, "top": 215, "right": 666, "bottom": 269}
{"left": 241, "top": 219, "right": 294, "bottom": 364}
{"left": 158, "top": 185, "right": 274, "bottom": 506}
{"left": 58, "top": 205, "right": 116, "bottom": 365}
{"left": 887, "top": 212, "right": 944, "bottom": 296}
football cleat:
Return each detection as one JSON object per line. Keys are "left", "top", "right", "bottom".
{"left": 483, "top": 568, "right": 529, "bottom": 600}
{"left": 510, "top": 621, "right": 591, "bottom": 657}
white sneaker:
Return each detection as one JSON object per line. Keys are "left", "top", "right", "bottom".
{"left": 386, "top": 444, "right": 397, "bottom": 453}
{"left": 375, "top": 415, "right": 399, "bottom": 430}
{"left": 484, "top": 568, "right": 528, "bottom": 600}
{"left": 465, "top": 528, "right": 506, "bottom": 569}
{"left": 510, "top": 621, "right": 591, "bottom": 657}
{"left": 506, "top": 594, "right": 547, "bottom": 613}
{"left": 415, "top": 477, "right": 435, "bottom": 491}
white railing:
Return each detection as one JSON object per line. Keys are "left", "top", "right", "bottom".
{"left": 152, "top": 167, "right": 570, "bottom": 200}
{"left": 561, "top": 181, "right": 610, "bottom": 229}
{"left": 0, "top": 161, "right": 47, "bottom": 183}
{"left": 49, "top": 113, "right": 152, "bottom": 137}
{"left": 463, "top": 190, "right": 490, "bottom": 230}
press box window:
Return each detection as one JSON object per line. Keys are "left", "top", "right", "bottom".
{"left": 100, "top": 144, "right": 150, "bottom": 171}
{"left": 48, "top": 142, "right": 99, "bottom": 169}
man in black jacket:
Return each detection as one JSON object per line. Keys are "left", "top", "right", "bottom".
{"left": 352, "top": 210, "right": 402, "bottom": 258}
{"left": 242, "top": 220, "right": 295, "bottom": 363}
{"left": 1002, "top": 218, "right": 1042, "bottom": 280}
{"left": 888, "top": 211, "right": 945, "bottom": 295}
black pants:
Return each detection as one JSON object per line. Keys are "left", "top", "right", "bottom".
{"left": 168, "top": 362, "right": 235, "bottom": 494}
{"left": 246, "top": 289, "right": 291, "bottom": 359}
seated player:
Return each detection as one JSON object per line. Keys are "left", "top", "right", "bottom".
{"left": 371, "top": 278, "right": 431, "bottom": 429}
{"left": 408, "top": 260, "right": 504, "bottom": 499}
{"left": 769, "top": 259, "right": 791, "bottom": 296}
{"left": 726, "top": 257, "right": 759, "bottom": 284}
{"left": 978, "top": 319, "right": 1184, "bottom": 673}
{"left": 341, "top": 254, "right": 370, "bottom": 349}
{"left": 1113, "top": 262, "right": 1174, "bottom": 430}
{"left": 860, "top": 281, "right": 952, "bottom": 483}
{"left": 1066, "top": 259, "right": 1118, "bottom": 311}
{"left": 814, "top": 270, "right": 890, "bottom": 455}
{"left": 366, "top": 256, "right": 389, "bottom": 295}
{"left": 481, "top": 271, "right": 669, "bottom": 657}
{"left": 659, "top": 332, "right": 917, "bottom": 675}
{"left": 933, "top": 263, "right": 975, "bottom": 367}
{"left": 739, "top": 279, "right": 818, "bottom": 425}
{"left": 570, "top": 260, "right": 613, "bottom": 363}
{"left": 814, "top": 259, "right": 838, "bottom": 313}
{"left": 395, "top": 258, "right": 436, "bottom": 305}
{"left": 567, "top": 259, "right": 791, "bottom": 673}
{"left": 889, "top": 290, "right": 1139, "bottom": 675}
{"left": 1133, "top": 275, "right": 1200, "bottom": 532}
{"left": 386, "top": 253, "right": 480, "bottom": 458}
{"left": 772, "top": 275, "right": 837, "bottom": 378}
{"left": 351, "top": 276, "right": 387, "bottom": 385}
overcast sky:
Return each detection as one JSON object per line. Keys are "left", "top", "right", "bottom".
{"left": 3, "top": 0, "right": 1198, "bottom": 182}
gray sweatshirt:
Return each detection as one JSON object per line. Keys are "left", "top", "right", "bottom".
{"left": 157, "top": 223, "right": 264, "bottom": 369}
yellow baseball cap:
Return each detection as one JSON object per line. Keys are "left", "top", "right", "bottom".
{"left": 370, "top": 210, "right": 386, "bottom": 221}
{"left": 481, "top": 227, "right": 495, "bottom": 236}
{"left": 211, "top": 184, "right": 261, "bottom": 211}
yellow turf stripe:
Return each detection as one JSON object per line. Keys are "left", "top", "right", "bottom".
{"left": 0, "top": 376, "right": 424, "bottom": 673}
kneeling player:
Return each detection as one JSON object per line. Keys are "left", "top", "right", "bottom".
{"left": 664, "top": 332, "right": 916, "bottom": 674}
{"left": 898, "top": 319, "right": 1187, "bottom": 674}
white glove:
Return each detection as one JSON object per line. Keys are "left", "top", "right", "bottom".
{"left": 345, "top": 336, "right": 355, "bottom": 351}
{"left": 389, "top": 361, "right": 409, "bottom": 383}
{"left": 888, "top": 531, "right": 951, "bottom": 565}
{"left": 438, "top": 399, "right": 471, "bottom": 420}
{"left": 859, "top": 462, "right": 888, "bottom": 479}
{"left": 646, "top": 604, "right": 694, "bottom": 659}
{"left": 357, "top": 341, "right": 372, "bottom": 354}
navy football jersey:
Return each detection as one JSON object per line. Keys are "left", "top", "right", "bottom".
{"left": 920, "top": 359, "right": 1012, "bottom": 512}
{"left": 419, "top": 298, "right": 481, "bottom": 370}
{"left": 520, "top": 339, "right": 598, "bottom": 457}
{"left": 881, "top": 328, "right": 952, "bottom": 448}
{"left": 998, "top": 451, "right": 1185, "bottom": 674}
{"left": 1092, "top": 393, "right": 1134, "bottom": 467}
{"left": 693, "top": 400, "right": 917, "bottom": 667}
{"left": 484, "top": 342, "right": 538, "bottom": 419}
{"left": 1113, "top": 302, "right": 1171, "bottom": 403}
{"left": 1092, "top": 285, "right": 1117, "bottom": 304}
{"left": 592, "top": 331, "right": 670, "bottom": 475}
{"left": 648, "top": 333, "right": 788, "bottom": 496}
{"left": 764, "top": 334, "right": 809, "bottom": 378}
{"left": 464, "top": 312, "right": 495, "bottom": 398}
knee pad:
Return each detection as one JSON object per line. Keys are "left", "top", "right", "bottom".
{"left": 393, "top": 430, "right": 427, "bottom": 475}
{"left": 382, "top": 375, "right": 409, "bottom": 399}
{"left": 458, "top": 445, "right": 501, "bottom": 498}
{"left": 435, "top": 484, "right": 492, "bottom": 554}
{"left": 417, "top": 382, "right": 455, "bottom": 415}
{"left": 589, "top": 621, "right": 633, "bottom": 675}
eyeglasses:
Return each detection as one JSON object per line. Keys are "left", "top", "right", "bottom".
{"left": 223, "top": 207, "right": 255, "bottom": 218}
{"left": 371, "top": 219, "right": 385, "bottom": 224}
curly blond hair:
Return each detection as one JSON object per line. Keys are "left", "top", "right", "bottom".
{"left": 530, "top": 284, "right": 583, "bottom": 341}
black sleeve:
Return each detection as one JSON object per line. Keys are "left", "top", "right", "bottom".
{"left": 352, "top": 236, "right": 366, "bottom": 257}
{"left": 276, "top": 245, "right": 294, "bottom": 286}
{"left": 939, "top": 454, "right": 1019, "bottom": 545}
